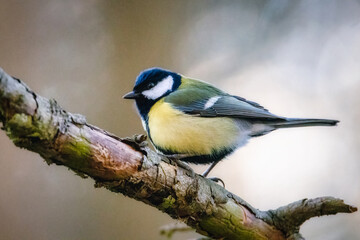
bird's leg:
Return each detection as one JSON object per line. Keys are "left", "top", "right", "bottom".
{"left": 201, "top": 161, "right": 219, "bottom": 177}
{"left": 201, "top": 161, "right": 225, "bottom": 187}
{"left": 173, "top": 158, "right": 195, "bottom": 177}
{"left": 158, "top": 153, "right": 195, "bottom": 177}
{"left": 159, "top": 153, "right": 225, "bottom": 187}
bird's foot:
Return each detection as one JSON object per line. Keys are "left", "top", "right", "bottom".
{"left": 205, "top": 176, "right": 225, "bottom": 188}
{"left": 159, "top": 153, "right": 195, "bottom": 178}
{"left": 158, "top": 154, "right": 225, "bottom": 186}
{"left": 200, "top": 161, "right": 225, "bottom": 187}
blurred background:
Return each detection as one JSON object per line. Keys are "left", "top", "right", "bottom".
{"left": 0, "top": 0, "right": 359, "bottom": 239}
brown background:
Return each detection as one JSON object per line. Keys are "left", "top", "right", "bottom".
{"left": 0, "top": 1, "right": 359, "bottom": 239}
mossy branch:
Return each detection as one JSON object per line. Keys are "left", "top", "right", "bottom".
{"left": 0, "top": 68, "right": 356, "bottom": 240}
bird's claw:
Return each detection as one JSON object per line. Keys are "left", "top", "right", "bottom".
{"left": 206, "top": 177, "right": 225, "bottom": 188}
{"left": 160, "top": 154, "right": 195, "bottom": 178}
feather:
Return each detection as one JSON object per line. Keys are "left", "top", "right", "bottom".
{"left": 165, "top": 78, "right": 283, "bottom": 120}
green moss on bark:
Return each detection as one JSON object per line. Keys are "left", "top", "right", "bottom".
{"left": 60, "top": 137, "right": 92, "bottom": 167}
{"left": 161, "top": 195, "right": 177, "bottom": 210}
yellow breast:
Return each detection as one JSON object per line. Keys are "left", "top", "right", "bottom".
{"left": 148, "top": 99, "right": 240, "bottom": 155}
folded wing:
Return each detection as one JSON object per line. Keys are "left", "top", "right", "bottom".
{"left": 165, "top": 86, "right": 284, "bottom": 120}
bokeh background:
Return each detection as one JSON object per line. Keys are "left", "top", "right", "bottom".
{"left": 1, "top": 0, "right": 359, "bottom": 239}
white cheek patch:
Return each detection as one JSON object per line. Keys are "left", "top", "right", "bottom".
{"left": 142, "top": 75, "right": 174, "bottom": 100}
{"left": 141, "top": 119, "right": 147, "bottom": 131}
{"left": 204, "top": 96, "right": 221, "bottom": 109}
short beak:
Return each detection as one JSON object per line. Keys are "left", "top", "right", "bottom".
{"left": 123, "top": 91, "right": 140, "bottom": 99}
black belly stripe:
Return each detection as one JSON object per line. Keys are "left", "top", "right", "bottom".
{"left": 154, "top": 144, "right": 235, "bottom": 164}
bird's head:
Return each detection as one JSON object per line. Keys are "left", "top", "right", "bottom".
{"left": 123, "top": 67, "right": 181, "bottom": 117}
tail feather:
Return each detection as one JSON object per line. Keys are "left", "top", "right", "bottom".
{"left": 271, "top": 118, "right": 339, "bottom": 129}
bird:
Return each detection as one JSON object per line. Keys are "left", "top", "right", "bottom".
{"left": 123, "top": 67, "right": 338, "bottom": 180}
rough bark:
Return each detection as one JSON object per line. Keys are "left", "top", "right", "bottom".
{"left": 0, "top": 68, "right": 356, "bottom": 240}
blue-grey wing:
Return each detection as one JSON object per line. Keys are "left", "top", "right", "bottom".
{"left": 166, "top": 92, "right": 283, "bottom": 120}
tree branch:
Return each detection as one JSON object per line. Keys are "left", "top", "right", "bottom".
{"left": 0, "top": 68, "right": 356, "bottom": 240}
{"left": 160, "top": 222, "right": 193, "bottom": 238}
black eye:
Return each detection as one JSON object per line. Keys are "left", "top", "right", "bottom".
{"left": 147, "top": 83, "right": 155, "bottom": 89}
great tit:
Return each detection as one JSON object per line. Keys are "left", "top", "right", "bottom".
{"left": 124, "top": 67, "right": 338, "bottom": 177}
